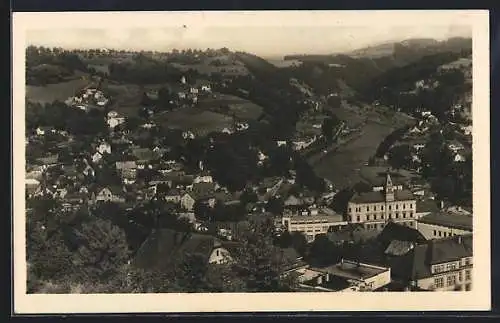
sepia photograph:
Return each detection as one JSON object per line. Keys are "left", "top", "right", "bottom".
{"left": 12, "top": 10, "right": 490, "bottom": 313}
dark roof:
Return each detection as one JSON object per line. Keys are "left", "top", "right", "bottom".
{"left": 391, "top": 235, "right": 473, "bottom": 281}
{"left": 132, "top": 229, "right": 222, "bottom": 270}
{"left": 377, "top": 222, "right": 427, "bottom": 247}
{"left": 190, "top": 182, "right": 216, "bottom": 200}
{"left": 131, "top": 148, "right": 159, "bottom": 161}
{"left": 350, "top": 189, "right": 414, "bottom": 204}
{"left": 418, "top": 212, "right": 473, "bottom": 231}
{"left": 327, "top": 224, "right": 379, "bottom": 244}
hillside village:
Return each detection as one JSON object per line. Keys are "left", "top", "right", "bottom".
{"left": 25, "top": 40, "right": 473, "bottom": 293}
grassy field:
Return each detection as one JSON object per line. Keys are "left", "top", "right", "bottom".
{"left": 104, "top": 83, "right": 143, "bottom": 117}
{"left": 198, "top": 93, "right": 264, "bottom": 120}
{"left": 26, "top": 78, "right": 90, "bottom": 104}
{"left": 312, "top": 104, "right": 414, "bottom": 189}
{"left": 154, "top": 109, "right": 234, "bottom": 137}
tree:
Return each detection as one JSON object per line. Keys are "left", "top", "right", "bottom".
{"left": 71, "top": 218, "right": 130, "bottom": 283}
{"left": 290, "top": 232, "right": 308, "bottom": 257}
{"left": 232, "top": 219, "right": 297, "bottom": 292}
{"left": 387, "top": 144, "right": 412, "bottom": 170}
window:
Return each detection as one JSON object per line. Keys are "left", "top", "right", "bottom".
{"left": 356, "top": 216, "right": 360, "bottom": 222}
{"left": 459, "top": 271, "right": 463, "bottom": 282}
{"left": 447, "top": 275, "right": 456, "bottom": 287}
{"left": 465, "top": 258, "right": 471, "bottom": 266}
{"left": 410, "top": 212, "right": 413, "bottom": 218}
{"left": 403, "top": 204, "right": 406, "bottom": 209}
{"left": 374, "top": 214, "right": 377, "bottom": 220}
{"left": 381, "top": 214, "right": 385, "bottom": 219}
{"left": 367, "top": 206, "right": 370, "bottom": 211}
{"left": 395, "top": 213, "right": 399, "bottom": 219}
{"left": 367, "top": 215, "right": 370, "bottom": 221}
{"left": 216, "top": 249, "right": 220, "bottom": 257}
{"left": 438, "top": 231, "right": 442, "bottom": 237}
{"left": 465, "top": 270, "right": 471, "bottom": 281}
{"left": 388, "top": 214, "right": 392, "bottom": 219}
{"left": 374, "top": 206, "right": 377, "bottom": 211}
{"left": 396, "top": 204, "right": 399, "bottom": 210}
{"left": 409, "top": 222, "right": 413, "bottom": 227}
{"left": 381, "top": 206, "right": 384, "bottom": 211}
{"left": 389, "top": 205, "right": 392, "bottom": 210}
{"left": 403, "top": 212, "right": 406, "bottom": 218}
{"left": 447, "top": 263, "right": 457, "bottom": 271}
{"left": 434, "top": 277, "right": 444, "bottom": 288}
{"left": 348, "top": 208, "right": 352, "bottom": 213}
{"left": 465, "top": 283, "right": 471, "bottom": 291}
{"left": 410, "top": 204, "right": 413, "bottom": 209}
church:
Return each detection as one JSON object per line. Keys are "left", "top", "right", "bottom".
{"left": 347, "top": 172, "right": 417, "bottom": 231}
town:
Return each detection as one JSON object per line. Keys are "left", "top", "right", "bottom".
{"left": 25, "top": 38, "right": 473, "bottom": 293}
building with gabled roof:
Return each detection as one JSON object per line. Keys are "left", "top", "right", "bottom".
{"left": 347, "top": 172, "right": 417, "bottom": 231}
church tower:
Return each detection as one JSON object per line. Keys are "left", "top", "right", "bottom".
{"left": 385, "top": 171, "right": 395, "bottom": 202}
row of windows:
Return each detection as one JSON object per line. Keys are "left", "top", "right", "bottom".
{"left": 349, "top": 203, "right": 414, "bottom": 213}
{"left": 351, "top": 212, "right": 414, "bottom": 222}
{"left": 434, "top": 230, "right": 458, "bottom": 238}
{"left": 434, "top": 270, "right": 472, "bottom": 288}
{"left": 365, "top": 221, "right": 414, "bottom": 230}
{"left": 291, "top": 220, "right": 332, "bottom": 225}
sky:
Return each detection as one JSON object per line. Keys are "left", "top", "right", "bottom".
{"left": 26, "top": 24, "right": 472, "bottom": 58}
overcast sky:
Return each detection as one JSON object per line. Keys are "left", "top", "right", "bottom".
{"left": 26, "top": 24, "right": 472, "bottom": 57}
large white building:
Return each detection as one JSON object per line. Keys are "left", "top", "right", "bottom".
{"left": 347, "top": 173, "right": 417, "bottom": 231}
{"left": 282, "top": 208, "right": 347, "bottom": 242}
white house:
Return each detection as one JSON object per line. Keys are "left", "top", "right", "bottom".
{"left": 454, "top": 153, "right": 466, "bottom": 163}
{"left": 92, "top": 152, "right": 103, "bottom": 164}
{"left": 97, "top": 142, "right": 111, "bottom": 155}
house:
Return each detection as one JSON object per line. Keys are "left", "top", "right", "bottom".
{"left": 164, "top": 188, "right": 182, "bottom": 203}
{"left": 62, "top": 192, "right": 88, "bottom": 210}
{"left": 300, "top": 260, "right": 392, "bottom": 292}
{"left": 35, "top": 126, "right": 55, "bottom": 136}
{"left": 36, "top": 154, "right": 59, "bottom": 168}
{"left": 182, "top": 131, "right": 195, "bottom": 139}
{"left": 276, "top": 140, "right": 287, "bottom": 147}
{"left": 193, "top": 173, "right": 213, "bottom": 184}
{"left": 95, "top": 186, "right": 126, "bottom": 203}
{"left": 82, "top": 164, "right": 95, "bottom": 177}
{"left": 235, "top": 122, "right": 249, "bottom": 132}
{"left": 221, "top": 127, "right": 234, "bottom": 134}
{"left": 107, "top": 111, "right": 126, "bottom": 129}
{"left": 115, "top": 161, "right": 138, "bottom": 179}
{"left": 25, "top": 178, "right": 41, "bottom": 196}
{"left": 54, "top": 187, "right": 68, "bottom": 199}
{"left": 292, "top": 136, "right": 317, "bottom": 151}
{"left": 132, "top": 229, "right": 233, "bottom": 272}
{"left": 92, "top": 152, "right": 103, "bottom": 164}
{"left": 180, "top": 193, "right": 196, "bottom": 211}
{"left": 390, "top": 235, "right": 473, "bottom": 291}
{"left": 131, "top": 148, "right": 158, "bottom": 163}
{"left": 447, "top": 141, "right": 465, "bottom": 154}
{"left": 196, "top": 80, "right": 212, "bottom": 92}
{"left": 454, "top": 153, "right": 466, "bottom": 163}
{"left": 417, "top": 212, "right": 472, "bottom": 240}
{"left": 415, "top": 199, "right": 441, "bottom": 219}
{"left": 62, "top": 164, "right": 78, "bottom": 180}
{"left": 347, "top": 173, "right": 417, "bottom": 231}
{"left": 97, "top": 142, "right": 111, "bottom": 155}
